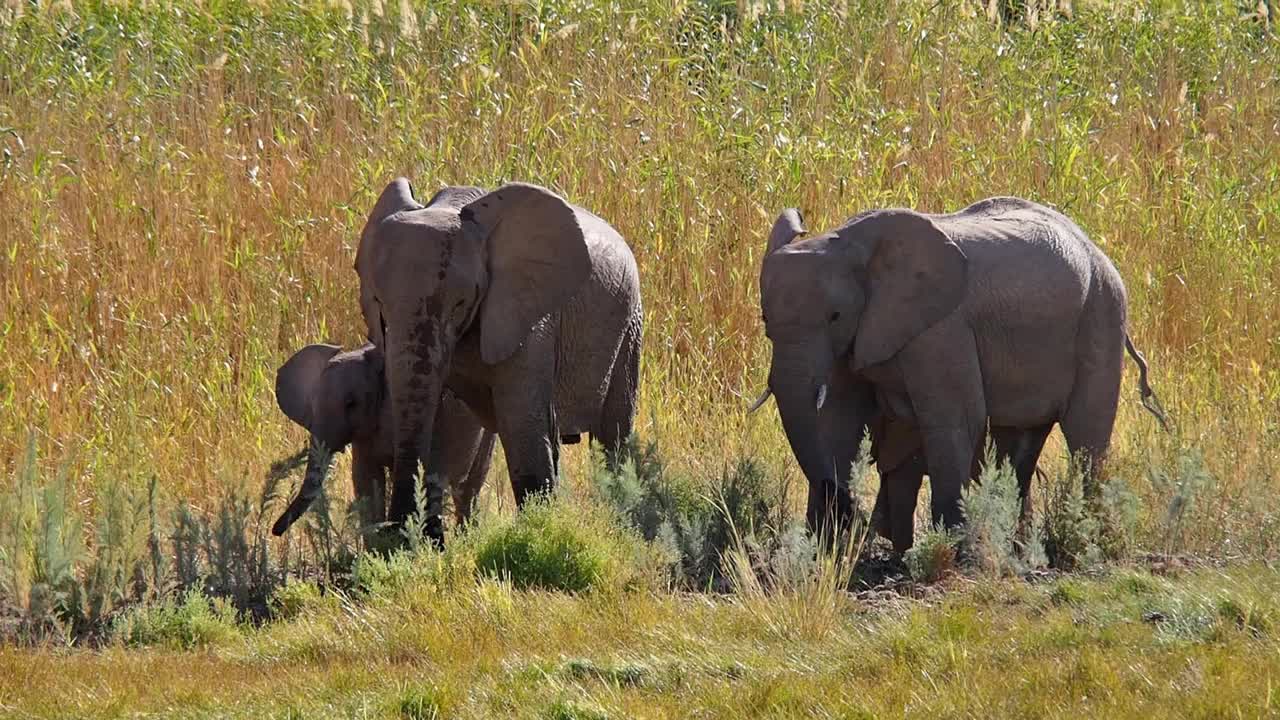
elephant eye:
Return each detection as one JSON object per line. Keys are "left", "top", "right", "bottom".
{"left": 829, "top": 311, "right": 840, "bottom": 322}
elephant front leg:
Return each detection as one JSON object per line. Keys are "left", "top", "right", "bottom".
{"left": 900, "top": 335, "right": 986, "bottom": 532}
{"left": 491, "top": 341, "right": 559, "bottom": 508}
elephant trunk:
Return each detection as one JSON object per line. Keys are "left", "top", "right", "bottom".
{"left": 272, "top": 436, "right": 336, "bottom": 536}
{"left": 770, "top": 348, "right": 850, "bottom": 538}
{"left": 385, "top": 323, "right": 455, "bottom": 545}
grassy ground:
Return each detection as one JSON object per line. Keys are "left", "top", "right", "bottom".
{"left": 1, "top": 0, "right": 1279, "bottom": 716}
{"left": 4, "top": 562, "right": 1280, "bottom": 718}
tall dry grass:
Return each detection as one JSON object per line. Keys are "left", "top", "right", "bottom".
{"left": 0, "top": 0, "right": 1277, "bottom": 555}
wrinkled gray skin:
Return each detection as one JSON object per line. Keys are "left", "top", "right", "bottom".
{"left": 758, "top": 198, "right": 1164, "bottom": 537}
{"left": 270, "top": 342, "right": 497, "bottom": 537}
{"left": 277, "top": 179, "right": 641, "bottom": 544}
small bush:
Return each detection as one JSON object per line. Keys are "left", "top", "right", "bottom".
{"left": 589, "top": 436, "right": 783, "bottom": 590}
{"left": 1148, "top": 448, "right": 1215, "bottom": 556}
{"left": 467, "top": 495, "right": 667, "bottom": 594}
{"left": 1049, "top": 579, "right": 1088, "bottom": 606}
{"left": 1096, "top": 474, "right": 1141, "bottom": 561}
{"left": 1041, "top": 456, "right": 1101, "bottom": 572}
{"left": 349, "top": 549, "right": 445, "bottom": 599}
{"left": 904, "top": 525, "right": 961, "bottom": 584}
{"left": 1216, "top": 596, "right": 1275, "bottom": 638}
{"left": 268, "top": 578, "right": 328, "bottom": 621}
{"left": 111, "top": 589, "right": 240, "bottom": 649}
{"left": 961, "top": 446, "right": 1023, "bottom": 576}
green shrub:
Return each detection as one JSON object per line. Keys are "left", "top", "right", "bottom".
{"left": 590, "top": 435, "right": 789, "bottom": 591}
{"left": 467, "top": 495, "right": 666, "bottom": 594}
{"left": 905, "top": 526, "right": 961, "bottom": 584}
{"left": 1041, "top": 456, "right": 1101, "bottom": 572}
{"left": 1148, "top": 448, "right": 1215, "bottom": 556}
{"left": 111, "top": 589, "right": 241, "bottom": 649}
{"left": 268, "top": 578, "right": 329, "bottom": 621}
{"left": 961, "top": 446, "right": 1023, "bottom": 576}
{"left": 349, "top": 548, "right": 445, "bottom": 599}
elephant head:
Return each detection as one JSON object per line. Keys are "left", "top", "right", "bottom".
{"left": 271, "top": 342, "right": 385, "bottom": 535}
{"left": 350, "top": 178, "right": 591, "bottom": 536}
{"left": 756, "top": 206, "right": 968, "bottom": 533}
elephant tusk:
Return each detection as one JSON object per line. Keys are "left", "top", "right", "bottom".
{"left": 747, "top": 387, "right": 773, "bottom": 414}
{"left": 815, "top": 384, "right": 828, "bottom": 412}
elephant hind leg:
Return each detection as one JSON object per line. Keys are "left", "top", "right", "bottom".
{"left": 593, "top": 316, "right": 641, "bottom": 469}
{"left": 452, "top": 431, "right": 496, "bottom": 525}
{"left": 1059, "top": 339, "right": 1124, "bottom": 503}
{"left": 988, "top": 424, "right": 1054, "bottom": 520}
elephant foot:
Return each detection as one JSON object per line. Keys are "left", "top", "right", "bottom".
{"left": 512, "top": 474, "right": 553, "bottom": 507}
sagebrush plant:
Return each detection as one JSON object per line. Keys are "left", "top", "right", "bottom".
{"left": 1040, "top": 454, "right": 1102, "bottom": 572}
{"left": 0, "top": 432, "right": 363, "bottom": 643}
{"left": 1147, "top": 447, "right": 1215, "bottom": 557}
{"left": 588, "top": 435, "right": 787, "bottom": 590}
{"left": 904, "top": 525, "right": 962, "bottom": 585}
{"left": 960, "top": 443, "right": 1024, "bottom": 576}
{"left": 110, "top": 588, "right": 241, "bottom": 650}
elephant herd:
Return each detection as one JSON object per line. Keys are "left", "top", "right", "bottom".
{"left": 271, "top": 179, "right": 1166, "bottom": 553}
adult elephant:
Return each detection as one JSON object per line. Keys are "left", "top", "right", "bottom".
{"left": 754, "top": 199, "right": 1165, "bottom": 536}
{"left": 277, "top": 179, "right": 642, "bottom": 545}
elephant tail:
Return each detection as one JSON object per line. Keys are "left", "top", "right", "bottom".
{"left": 1124, "top": 333, "right": 1171, "bottom": 432}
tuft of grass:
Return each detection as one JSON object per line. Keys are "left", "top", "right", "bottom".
{"left": 724, "top": 523, "right": 864, "bottom": 641}
{"left": 267, "top": 578, "right": 329, "bottom": 622}
{"left": 544, "top": 699, "right": 610, "bottom": 720}
{"left": 562, "top": 658, "right": 652, "bottom": 688}
{"left": 395, "top": 682, "right": 448, "bottom": 720}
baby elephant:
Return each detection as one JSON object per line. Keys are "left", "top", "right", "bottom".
{"left": 272, "top": 342, "right": 496, "bottom": 536}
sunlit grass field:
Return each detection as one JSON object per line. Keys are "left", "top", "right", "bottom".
{"left": 2, "top": 0, "right": 1279, "bottom": 546}
{"left": 0, "top": 0, "right": 1278, "bottom": 716}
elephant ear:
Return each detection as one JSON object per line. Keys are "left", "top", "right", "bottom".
{"left": 461, "top": 183, "right": 591, "bottom": 365}
{"left": 276, "top": 344, "right": 342, "bottom": 429}
{"left": 845, "top": 210, "right": 968, "bottom": 370}
{"left": 367, "top": 177, "right": 423, "bottom": 226}
{"left": 766, "top": 208, "right": 806, "bottom": 255}
{"left": 425, "top": 185, "right": 486, "bottom": 211}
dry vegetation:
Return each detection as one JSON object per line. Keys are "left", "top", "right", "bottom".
{"left": 1, "top": 0, "right": 1278, "bottom": 546}
{"left": 0, "top": 0, "right": 1278, "bottom": 715}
